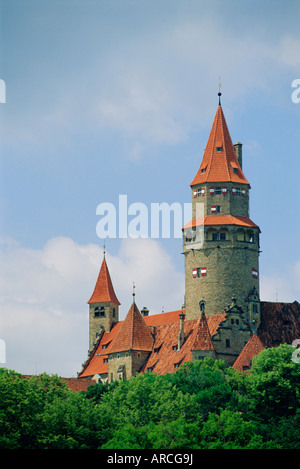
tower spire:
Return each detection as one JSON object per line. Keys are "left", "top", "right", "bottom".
{"left": 218, "top": 76, "right": 222, "bottom": 106}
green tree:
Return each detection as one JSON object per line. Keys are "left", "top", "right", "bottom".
{"left": 37, "top": 391, "right": 108, "bottom": 448}
{"left": 0, "top": 369, "right": 68, "bottom": 448}
{"left": 165, "top": 358, "right": 237, "bottom": 417}
{"left": 246, "top": 344, "right": 300, "bottom": 418}
{"left": 200, "top": 410, "right": 262, "bottom": 449}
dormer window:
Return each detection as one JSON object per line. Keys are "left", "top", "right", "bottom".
{"left": 201, "top": 168, "right": 206, "bottom": 173}
{"left": 233, "top": 167, "right": 238, "bottom": 174}
{"left": 216, "top": 146, "right": 223, "bottom": 152}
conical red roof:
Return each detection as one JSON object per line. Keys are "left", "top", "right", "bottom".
{"left": 88, "top": 256, "right": 120, "bottom": 305}
{"left": 191, "top": 311, "right": 214, "bottom": 351}
{"left": 191, "top": 105, "right": 249, "bottom": 186}
{"left": 108, "top": 302, "right": 154, "bottom": 353}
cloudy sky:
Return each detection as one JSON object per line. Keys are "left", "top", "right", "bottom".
{"left": 0, "top": 0, "right": 300, "bottom": 377}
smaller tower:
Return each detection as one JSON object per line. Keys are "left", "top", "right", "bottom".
{"left": 191, "top": 301, "right": 216, "bottom": 361}
{"left": 246, "top": 287, "right": 261, "bottom": 333}
{"left": 107, "top": 299, "right": 154, "bottom": 382}
{"left": 87, "top": 251, "right": 120, "bottom": 351}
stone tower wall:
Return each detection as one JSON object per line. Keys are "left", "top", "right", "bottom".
{"left": 89, "top": 302, "right": 119, "bottom": 351}
{"left": 184, "top": 225, "right": 260, "bottom": 319}
{"left": 192, "top": 182, "right": 250, "bottom": 218}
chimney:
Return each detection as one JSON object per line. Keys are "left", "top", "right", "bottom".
{"left": 141, "top": 307, "right": 149, "bottom": 317}
{"left": 234, "top": 142, "right": 243, "bottom": 169}
{"left": 178, "top": 311, "right": 185, "bottom": 350}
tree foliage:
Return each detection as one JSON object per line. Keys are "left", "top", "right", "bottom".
{"left": 0, "top": 344, "right": 299, "bottom": 449}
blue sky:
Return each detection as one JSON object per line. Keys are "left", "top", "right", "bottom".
{"left": 0, "top": 0, "right": 300, "bottom": 376}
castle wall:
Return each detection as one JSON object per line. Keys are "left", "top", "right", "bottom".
{"left": 108, "top": 350, "right": 151, "bottom": 382}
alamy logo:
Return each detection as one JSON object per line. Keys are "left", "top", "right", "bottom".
{"left": 291, "top": 79, "right": 300, "bottom": 104}
{"left": 96, "top": 195, "right": 204, "bottom": 249}
{"left": 0, "top": 339, "right": 6, "bottom": 364}
{"left": 291, "top": 339, "right": 300, "bottom": 364}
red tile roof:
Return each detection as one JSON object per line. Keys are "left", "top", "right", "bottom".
{"left": 191, "top": 312, "right": 215, "bottom": 351}
{"left": 88, "top": 256, "right": 120, "bottom": 305}
{"left": 144, "top": 309, "right": 181, "bottom": 326}
{"left": 21, "top": 375, "right": 94, "bottom": 392}
{"left": 232, "top": 334, "right": 265, "bottom": 372}
{"left": 258, "top": 301, "right": 300, "bottom": 348}
{"left": 107, "top": 302, "right": 154, "bottom": 354}
{"left": 79, "top": 310, "right": 226, "bottom": 378}
{"left": 191, "top": 105, "right": 249, "bottom": 186}
{"left": 61, "top": 377, "right": 95, "bottom": 392}
{"left": 183, "top": 215, "right": 259, "bottom": 230}
{"left": 141, "top": 313, "right": 225, "bottom": 375}
{"left": 79, "top": 321, "right": 122, "bottom": 377}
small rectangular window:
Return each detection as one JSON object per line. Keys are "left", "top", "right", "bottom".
{"left": 215, "top": 187, "right": 222, "bottom": 194}
{"left": 226, "top": 339, "right": 230, "bottom": 348}
{"left": 216, "top": 146, "right": 222, "bottom": 152}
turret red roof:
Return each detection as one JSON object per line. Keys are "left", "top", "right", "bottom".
{"left": 108, "top": 302, "right": 154, "bottom": 354}
{"left": 88, "top": 256, "right": 120, "bottom": 305}
{"left": 183, "top": 215, "right": 260, "bottom": 230}
{"left": 191, "top": 311, "right": 215, "bottom": 351}
{"left": 191, "top": 105, "right": 249, "bottom": 186}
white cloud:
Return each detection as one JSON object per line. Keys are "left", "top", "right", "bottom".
{"left": 278, "top": 35, "right": 300, "bottom": 67}
{"left": 0, "top": 236, "right": 184, "bottom": 377}
{"left": 5, "top": 12, "right": 299, "bottom": 151}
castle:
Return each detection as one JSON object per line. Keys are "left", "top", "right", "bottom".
{"left": 79, "top": 95, "right": 300, "bottom": 383}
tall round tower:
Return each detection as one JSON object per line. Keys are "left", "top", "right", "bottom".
{"left": 183, "top": 96, "right": 261, "bottom": 319}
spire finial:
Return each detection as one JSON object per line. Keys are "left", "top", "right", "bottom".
{"left": 218, "top": 76, "right": 222, "bottom": 105}
{"left": 103, "top": 240, "right": 106, "bottom": 258}
{"left": 132, "top": 281, "right": 136, "bottom": 303}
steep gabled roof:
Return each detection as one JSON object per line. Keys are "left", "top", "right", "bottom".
{"left": 108, "top": 302, "right": 154, "bottom": 354}
{"left": 191, "top": 105, "right": 249, "bottom": 186}
{"left": 88, "top": 256, "right": 120, "bottom": 305}
{"left": 232, "top": 333, "right": 265, "bottom": 372}
{"left": 191, "top": 311, "right": 215, "bottom": 351}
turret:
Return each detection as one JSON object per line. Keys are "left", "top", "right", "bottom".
{"left": 87, "top": 252, "right": 120, "bottom": 351}
{"left": 183, "top": 94, "right": 261, "bottom": 319}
